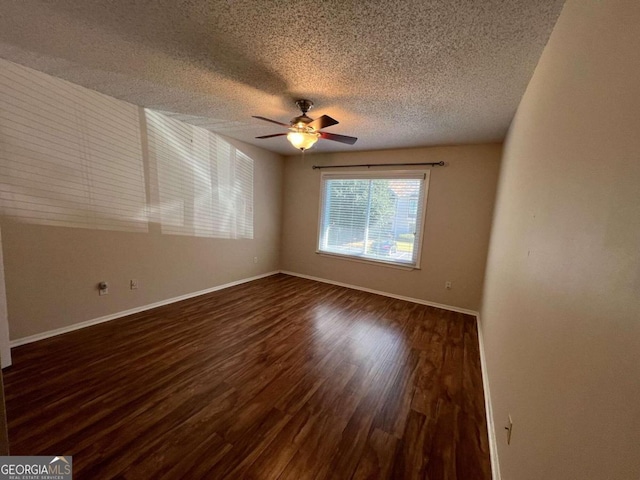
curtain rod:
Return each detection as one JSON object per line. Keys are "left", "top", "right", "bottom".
{"left": 311, "top": 161, "right": 445, "bottom": 170}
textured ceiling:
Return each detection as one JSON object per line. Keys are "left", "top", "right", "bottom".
{"left": 0, "top": 0, "right": 565, "bottom": 155}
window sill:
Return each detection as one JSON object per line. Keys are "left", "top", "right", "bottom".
{"left": 315, "top": 251, "right": 421, "bottom": 271}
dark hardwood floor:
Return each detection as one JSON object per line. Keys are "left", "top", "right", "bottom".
{"left": 3, "top": 274, "right": 491, "bottom": 479}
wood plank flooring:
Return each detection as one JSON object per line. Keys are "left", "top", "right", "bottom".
{"left": 3, "top": 274, "right": 491, "bottom": 479}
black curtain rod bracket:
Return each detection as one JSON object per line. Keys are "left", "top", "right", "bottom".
{"left": 312, "top": 161, "right": 445, "bottom": 170}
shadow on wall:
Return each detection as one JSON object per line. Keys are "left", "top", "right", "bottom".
{"left": 0, "top": 61, "right": 254, "bottom": 239}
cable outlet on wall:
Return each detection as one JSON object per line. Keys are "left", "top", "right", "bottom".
{"left": 98, "top": 281, "right": 109, "bottom": 296}
{"left": 445, "top": 281, "right": 452, "bottom": 290}
{"left": 130, "top": 279, "right": 138, "bottom": 290}
{"left": 505, "top": 414, "right": 513, "bottom": 445}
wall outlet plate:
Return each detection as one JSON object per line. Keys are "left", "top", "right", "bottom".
{"left": 130, "top": 279, "right": 138, "bottom": 290}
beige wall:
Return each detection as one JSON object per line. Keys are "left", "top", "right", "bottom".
{"left": 281, "top": 145, "right": 501, "bottom": 311}
{"left": 0, "top": 60, "right": 284, "bottom": 342}
{"left": 2, "top": 141, "right": 283, "bottom": 341}
{"left": 481, "top": 0, "right": 640, "bottom": 478}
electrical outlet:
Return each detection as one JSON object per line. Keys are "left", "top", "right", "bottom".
{"left": 505, "top": 415, "right": 513, "bottom": 445}
{"left": 253, "top": 257, "right": 258, "bottom": 264}
{"left": 445, "top": 281, "right": 452, "bottom": 289}
{"left": 98, "top": 282, "right": 109, "bottom": 296}
{"left": 130, "top": 279, "right": 138, "bottom": 290}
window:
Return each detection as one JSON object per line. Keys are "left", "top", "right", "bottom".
{"left": 317, "top": 171, "right": 429, "bottom": 268}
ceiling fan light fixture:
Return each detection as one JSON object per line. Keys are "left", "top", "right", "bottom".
{"left": 287, "top": 130, "right": 319, "bottom": 151}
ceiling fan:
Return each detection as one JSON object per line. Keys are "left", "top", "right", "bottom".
{"left": 253, "top": 99, "right": 358, "bottom": 151}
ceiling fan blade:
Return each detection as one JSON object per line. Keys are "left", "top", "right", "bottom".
{"left": 320, "top": 132, "right": 358, "bottom": 145}
{"left": 255, "top": 133, "right": 288, "bottom": 139}
{"left": 308, "top": 115, "right": 339, "bottom": 130}
{"left": 252, "top": 116, "right": 290, "bottom": 127}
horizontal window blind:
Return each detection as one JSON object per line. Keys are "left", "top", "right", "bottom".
{"left": 0, "top": 58, "right": 148, "bottom": 232}
{"left": 145, "top": 110, "right": 253, "bottom": 239}
{"left": 318, "top": 171, "right": 429, "bottom": 267}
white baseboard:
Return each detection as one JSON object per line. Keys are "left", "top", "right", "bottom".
{"left": 279, "top": 270, "right": 479, "bottom": 316}
{"left": 476, "top": 313, "right": 500, "bottom": 480}
{"left": 10, "top": 271, "right": 280, "bottom": 348}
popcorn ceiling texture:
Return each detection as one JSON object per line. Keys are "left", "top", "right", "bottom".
{"left": 0, "top": 0, "right": 565, "bottom": 154}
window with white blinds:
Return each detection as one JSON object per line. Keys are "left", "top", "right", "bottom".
{"left": 0, "top": 59, "right": 148, "bottom": 232}
{"left": 318, "top": 171, "right": 429, "bottom": 268}
{"left": 145, "top": 110, "right": 253, "bottom": 239}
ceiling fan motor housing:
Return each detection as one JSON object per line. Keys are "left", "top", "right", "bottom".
{"left": 291, "top": 100, "right": 314, "bottom": 128}
{"left": 291, "top": 114, "right": 313, "bottom": 128}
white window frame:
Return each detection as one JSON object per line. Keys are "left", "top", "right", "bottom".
{"left": 316, "top": 170, "right": 430, "bottom": 270}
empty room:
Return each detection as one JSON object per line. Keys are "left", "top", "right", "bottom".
{"left": 0, "top": 0, "right": 638, "bottom": 479}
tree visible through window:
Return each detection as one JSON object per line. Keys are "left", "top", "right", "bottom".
{"left": 318, "top": 172, "right": 429, "bottom": 267}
